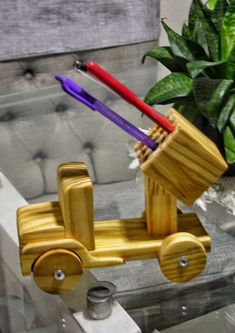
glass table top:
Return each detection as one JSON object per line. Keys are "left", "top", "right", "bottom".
{"left": 1, "top": 172, "right": 235, "bottom": 333}
{"left": 123, "top": 203, "right": 235, "bottom": 332}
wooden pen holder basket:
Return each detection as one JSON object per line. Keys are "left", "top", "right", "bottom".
{"left": 135, "top": 108, "right": 228, "bottom": 206}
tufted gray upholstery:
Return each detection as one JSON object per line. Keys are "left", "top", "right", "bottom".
{"left": 0, "top": 88, "right": 150, "bottom": 200}
{"left": 0, "top": 43, "right": 155, "bottom": 213}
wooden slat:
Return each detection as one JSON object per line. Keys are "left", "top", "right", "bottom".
{"left": 145, "top": 176, "right": 177, "bottom": 236}
{"left": 19, "top": 212, "right": 210, "bottom": 278}
{"left": 17, "top": 202, "right": 65, "bottom": 248}
{"left": 0, "top": 0, "right": 160, "bottom": 61}
{"left": 57, "top": 162, "right": 95, "bottom": 250}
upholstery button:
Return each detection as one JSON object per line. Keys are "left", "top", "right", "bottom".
{"left": 24, "top": 69, "right": 34, "bottom": 80}
{"left": 0, "top": 112, "right": 15, "bottom": 121}
{"left": 34, "top": 157, "right": 42, "bottom": 164}
{"left": 84, "top": 147, "right": 92, "bottom": 154}
{"left": 55, "top": 103, "right": 67, "bottom": 112}
{"left": 84, "top": 143, "right": 93, "bottom": 154}
{"left": 33, "top": 152, "right": 45, "bottom": 164}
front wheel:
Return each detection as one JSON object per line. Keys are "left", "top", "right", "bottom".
{"left": 159, "top": 232, "right": 207, "bottom": 283}
{"left": 32, "top": 248, "right": 83, "bottom": 294}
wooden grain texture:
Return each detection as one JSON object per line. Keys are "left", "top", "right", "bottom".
{"left": 17, "top": 161, "right": 211, "bottom": 292}
{"left": 20, "top": 236, "right": 124, "bottom": 275}
{"left": 19, "top": 212, "right": 210, "bottom": 277}
{"left": 17, "top": 201, "right": 65, "bottom": 248}
{"left": 135, "top": 108, "right": 228, "bottom": 206}
{"left": 145, "top": 176, "right": 177, "bottom": 236}
{"left": 33, "top": 248, "right": 83, "bottom": 294}
{"left": 159, "top": 232, "right": 207, "bottom": 283}
{"left": 0, "top": 0, "right": 160, "bottom": 61}
{"left": 92, "top": 215, "right": 210, "bottom": 260}
{"left": 57, "top": 162, "right": 95, "bottom": 250}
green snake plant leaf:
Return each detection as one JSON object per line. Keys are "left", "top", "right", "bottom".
{"left": 207, "top": 0, "right": 218, "bottom": 10}
{"left": 229, "top": 108, "right": 235, "bottom": 162}
{"left": 188, "top": 1, "right": 209, "bottom": 54}
{"left": 221, "top": 0, "right": 235, "bottom": 59}
{"left": 208, "top": 0, "right": 228, "bottom": 32}
{"left": 142, "top": 47, "right": 183, "bottom": 72}
{"left": 161, "top": 20, "right": 207, "bottom": 61}
{"left": 221, "top": 46, "right": 235, "bottom": 79}
{"left": 192, "top": 21, "right": 210, "bottom": 56}
{"left": 193, "top": 78, "right": 233, "bottom": 124}
{"left": 182, "top": 23, "right": 193, "bottom": 40}
{"left": 144, "top": 73, "right": 193, "bottom": 106}
{"left": 229, "top": 108, "right": 235, "bottom": 135}
{"left": 223, "top": 121, "right": 235, "bottom": 163}
{"left": 217, "top": 94, "right": 235, "bottom": 131}
{"left": 187, "top": 60, "right": 224, "bottom": 78}
{"left": 189, "top": 0, "right": 220, "bottom": 61}
{"left": 189, "top": 0, "right": 201, "bottom": 31}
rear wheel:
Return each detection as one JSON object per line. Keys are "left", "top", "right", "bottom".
{"left": 33, "top": 248, "right": 83, "bottom": 294}
{"left": 159, "top": 232, "right": 207, "bottom": 283}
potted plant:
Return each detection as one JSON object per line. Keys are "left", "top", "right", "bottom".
{"left": 142, "top": 0, "right": 235, "bottom": 175}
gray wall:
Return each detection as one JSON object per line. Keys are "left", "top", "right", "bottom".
{"left": 158, "top": 0, "right": 191, "bottom": 80}
{"left": 0, "top": 0, "right": 160, "bottom": 61}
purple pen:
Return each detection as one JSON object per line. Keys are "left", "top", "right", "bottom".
{"left": 55, "top": 75, "right": 157, "bottom": 151}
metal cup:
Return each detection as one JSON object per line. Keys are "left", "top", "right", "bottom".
{"left": 86, "top": 281, "right": 116, "bottom": 320}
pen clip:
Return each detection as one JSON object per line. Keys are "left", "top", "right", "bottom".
{"left": 74, "top": 61, "right": 121, "bottom": 98}
{"left": 55, "top": 75, "right": 158, "bottom": 151}
{"left": 55, "top": 74, "right": 97, "bottom": 111}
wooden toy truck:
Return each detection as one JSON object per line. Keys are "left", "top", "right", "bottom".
{"left": 17, "top": 109, "right": 227, "bottom": 294}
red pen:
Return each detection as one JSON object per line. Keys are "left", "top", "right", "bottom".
{"left": 75, "top": 61, "right": 174, "bottom": 134}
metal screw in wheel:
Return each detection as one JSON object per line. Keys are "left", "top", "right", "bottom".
{"left": 32, "top": 248, "right": 83, "bottom": 294}
{"left": 159, "top": 232, "right": 207, "bottom": 283}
